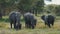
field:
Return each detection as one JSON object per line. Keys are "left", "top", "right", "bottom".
{"left": 0, "top": 16, "right": 60, "bottom": 34}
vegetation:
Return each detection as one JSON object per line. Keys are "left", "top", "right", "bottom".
{"left": 44, "top": 5, "right": 60, "bottom": 16}
{"left": 0, "top": 0, "right": 60, "bottom": 34}
{"left": 0, "top": 0, "right": 60, "bottom": 17}
{"left": 0, "top": 16, "right": 60, "bottom": 34}
{"left": 0, "top": 0, "right": 44, "bottom": 17}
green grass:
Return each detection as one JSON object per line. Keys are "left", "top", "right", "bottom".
{"left": 0, "top": 16, "right": 60, "bottom": 34}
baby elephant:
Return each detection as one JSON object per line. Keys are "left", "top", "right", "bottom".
{"left": 24, "top": 12, "right": 37, "bottom": 29}
{"left": 41, "top": 15, "right": 55, "bottom": 28}
{"left": 9, "top": 11, "right": 21, "bottom": 29}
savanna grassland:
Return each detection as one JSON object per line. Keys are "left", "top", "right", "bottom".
{"left": 0, "top": 16, "right": 60, "bottom": 34}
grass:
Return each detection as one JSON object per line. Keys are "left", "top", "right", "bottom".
{"left": 0, "top": 16, "right": 60, "bottom": 34}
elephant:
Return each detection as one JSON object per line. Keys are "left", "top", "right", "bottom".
{"left": 9, "top": 11, "right": 21, "bottom": 29}
{"left": 15, "top": 23, "right": 22, "bottom": 30}
{"left": 24, "top": 12, "right": 37, "bottom": 29}
{"left": 41, "top": 15, "right": 55, "bottom": 28}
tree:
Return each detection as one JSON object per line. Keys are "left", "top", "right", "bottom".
{"left": 55, "top": 5, "right": 60, "bottom": 16}
{"left": 18, "top": 0, "right": 33, "bottom": 14}
{"left": 0, "top": 0, "right": 6, "bottom": 18}
{"left": 44, "top": 5, "right": 55, "bottom": 12}
{"left": 34, "top": 0, "right": 44, "bottom": 16}
{"left": 0, "top": 0, "right": 17, "bottom": 16}
{"left": 44, "top": 4, "right": 60, "bottom": 16}
{"left": 0, "top": 0, "right": 46, "bottom": 16}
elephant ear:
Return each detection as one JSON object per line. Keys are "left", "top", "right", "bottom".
{"left": 41, "top": 15, "right": 45, "bottom": 20}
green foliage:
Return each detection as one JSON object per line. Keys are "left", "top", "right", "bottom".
{"left": 0, "top": 0, "right": 17, "bottom": 18}
{"left": 0, "top": 0, "right": 16, "bottom": 8}
{"left": 18, "top": 0, "right": 33, "bottom": 12}
{"left": 55, "top": 5, "right": 60, "bottom": 16}
{"left": 17, "top": 0, "right": 44, "bottom": 14}
{"left": 1, "top": 0, "right": 60, "bottom": 16}
{"left": 44, "top": 5, "right": 56, "bottom": 12}
{"left": 44, "top": 4, "right": 60, "bottom": 16}
{"left": 0, "top": 16, "right": 24, "bottom": 23}
{"left": 0, "top": 0, "right": 45, "bottom": 16}
{"left": 34, "top": 0, "right": 44, "bottom": 15}
{"left": 0, "top": 16, "right": 60, "bottom": 34}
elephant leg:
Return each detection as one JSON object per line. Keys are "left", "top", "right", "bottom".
{"left": 16, "top": 24, "right": 21, "bottom": 30}
{"left": 31, "top": 22, "right": 35, "bottom": 29}
{"left": 44, "top": 21, "right": 47, "bottom": 25}
{"left": 14, "top": 21, "right": 16, "bottom": 29}
{"left": 28, "top": 24, "right": 30, "bottom": 28}
{"left": 29, "top": 22, "right": 31, "bottom": 28}
{"left": 28, "top": 23, "right": 31, "bottom": 28}
{"left": 52, "top": 23, "right": 54, "bottom": 26}
{"left": 19, "top": 24, "right": 21, "bottom": 29}
{"left": 10, "top": 22, "right": 12, "bottom": 29}
{"left": 44, "top": 21, "right": 47, "bottom": 27}
{"left": 51, "top": 21, "right": 54, "bottom": 26}
{"left": 14, "top": 23, "right": 16, "bottom": 29}
{"left": 31, "top": 25, "right": 34, "bottom": 29}
{"left": 34, "top": 19, "right": 37, "bottom": 26}
{"left": 32, "top": 26, "right": 34, "bottom": 29}
{"left": 47, "top": 23, "right": 51, "bottom": 28}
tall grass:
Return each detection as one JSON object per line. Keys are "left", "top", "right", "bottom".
{"left": 0, "top": 16, "right": 60, "bottom": 34}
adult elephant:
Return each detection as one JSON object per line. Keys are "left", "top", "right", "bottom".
{"left": 9, "top": 11, "right": 21, "bottom": 29}
{"left": 41, "top": 15, "right": 55, "bottom": 28}
{"left": 24, "top": 12, "right": 37, "bottom": 29}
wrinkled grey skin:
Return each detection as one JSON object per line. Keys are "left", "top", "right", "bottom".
{"left": 24, "top": 12, "right": 37, "bottom": 29}
{"left": 9, "top": 11, "right": 21, "bottom": 29}
{"left": 41, "top": 15, "right": 55, "bottom": 28}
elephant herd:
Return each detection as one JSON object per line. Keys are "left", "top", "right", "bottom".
{"left": 9, "top": 11, "right": 55, "bottom": 30}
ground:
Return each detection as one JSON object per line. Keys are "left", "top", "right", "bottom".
{"left": 0, "top": 16, "right": 60, "bottom": 34}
